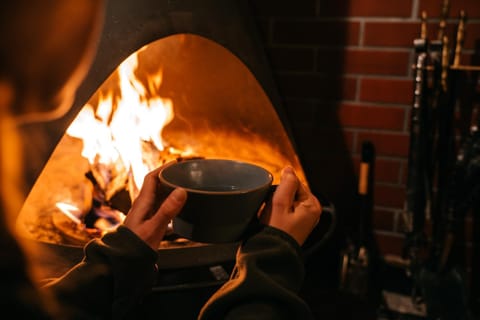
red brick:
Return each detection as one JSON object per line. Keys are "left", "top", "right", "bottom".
{"left": 424, "top": 23, "right": 456, "bottom": 43}
{"left": 315, "top": 48, "right": 408, "bottom": 76}
{"left": 277, "top": 74, "right": 356, "bottom": 101}
{"left": 463, "top": 52, "right": 480, "bottom": 67}
{"left": 374, "top": 184, "right": 406, "bottom": 208}
{"left": 320, "top": 0, "right": 413, "bottom": 18}
{"left": 399, "top": 21, "right": 480, "bottom": 51}
{"left": 372, "top": 208, "right": 396, "bottom": 231}
{"left": 350, "top": 0, "right": 413, "bottom": 17}
{"left": 400, "top": 160, "right": 408, "bottom": 184}
{"left": 426, "top": 21, "right": 480, "bottom": 51}
{"left": 341, "top": 77, "right": 358, "bottom": 102}
{"left": 245, "top": 0, "right": 476, "bottom": 283}
{"left": 338, "top": 103, "right": 406, "bottom": 130}
{"left": 374, "top": 231, "right": 405, "bottom": 256}
{"left": 364, "top": 22, "right": 421, "bottom": 47}
{"left": 357, "top": 132, "right": 410, "bottom": 157}
{"left": 376, "top": 159, "right": 403, "bottom": 184}
{"left": 360, "top": 78, "right": 413, "bottom": 105}
{"left": 462, "top": 22, "right": 480, "bottom": 51}
{"left": 369, "top": 20, "right": 480, "bottom": 51}
{"left": 273, "top": 21, "right": 360, "bottom": 46}
{"left": 343, "top": 49, "right": 411, "bottom": 76}
{"left": 266, "top": 47, "right": 316, "bottom": 72}
{"left": 418, "top": 0, "right": 448, "bottom": 17}
{"left": 249, "top": 0, "right": 317, "bottom": 17}
{"left": 352, "top": 156, "right": 402, "bottom": 184}
{"left": 419, "top": 0, "right": 480, "bottom": 19}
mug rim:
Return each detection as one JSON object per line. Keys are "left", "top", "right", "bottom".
{"left": 158, "top": 158, "right": 273, "bottom": 195}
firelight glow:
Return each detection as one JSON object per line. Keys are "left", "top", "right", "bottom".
{"left": 17, "top": 34, "right": 308, "bottom": 245}
{"left": 66, "top": 46, "right": 174, "bottom": 193}
{"left": 55, "top": 202, "right": 83, "bottom": 225}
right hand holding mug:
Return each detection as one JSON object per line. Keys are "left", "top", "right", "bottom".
{"left": 260, "top": 166, "right": 322, "bottom": 245}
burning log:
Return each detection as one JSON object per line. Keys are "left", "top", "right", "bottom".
{"left": 52, "top": 203, "right": 101, "bottom": 244}
{"left": 49, "top": 150, "right": 203, "bottom": 245}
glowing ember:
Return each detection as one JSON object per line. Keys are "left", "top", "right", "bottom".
{"left": 54, "top": 201, "right": 102, "bottom": 242}
{"left": 56, "top": 202, "right": 83, "bottom": 225}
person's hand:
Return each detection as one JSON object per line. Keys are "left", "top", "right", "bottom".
{"left": 123, "top": 164, "right": 187, "bottom": 250}
{"left": 260, "top": 166, "right": 322, "bottom": 245}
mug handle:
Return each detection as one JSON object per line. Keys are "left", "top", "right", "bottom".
{"left": 302, "top": 193, "right": 337, "bottom": 262}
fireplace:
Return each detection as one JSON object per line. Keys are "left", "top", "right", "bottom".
{"left": 15, "top": 0, "right": 300, "bottom": 196}
{"left": 13, "top": 0, "right": 333, "bottom": 317}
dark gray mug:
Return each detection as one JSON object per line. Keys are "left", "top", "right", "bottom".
{"left": 158, "top": 159, "right": 273, "bottom": 243}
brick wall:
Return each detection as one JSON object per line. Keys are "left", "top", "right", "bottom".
{"left": 248, "top": 0, "right": 480, "bottom": 265}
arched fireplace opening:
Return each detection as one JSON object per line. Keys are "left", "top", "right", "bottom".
{"left": 17, "top": 33, "right": 307, "bottom": 248}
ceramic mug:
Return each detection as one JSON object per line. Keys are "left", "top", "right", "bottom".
{"left": 158, "top": 158, "right": 274, "bottom": 243}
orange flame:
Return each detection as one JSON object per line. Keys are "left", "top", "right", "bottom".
{"left": 56, "top": 202, "right": 83, "bottom": 224}
{"left": 66, "top": 47, "right": 174, "bottom": 191}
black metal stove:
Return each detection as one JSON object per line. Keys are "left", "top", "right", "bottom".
{"left": 17, "top": 0, "right": 295, "bottom": 189}
{"left": 15, "top": 1, "right": 333, "bottom": 318}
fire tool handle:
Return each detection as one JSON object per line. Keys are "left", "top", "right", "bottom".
{"left": 405, "top": 42, "right": 429, "bottom": 235}
{"left": 402, "top": 38, "right": 431, "bottom": 271}
{"left": 357, "top": 141, "right": 375, "bottom": 245}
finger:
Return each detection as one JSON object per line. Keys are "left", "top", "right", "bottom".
{"left": 294, "top": 179, "right": 310, "bottom": 203}
{"left": 295, "top": 187, "right": 322, "bottom": 227}
{"left": 125, "top": 165, "right": 167, "bottom": 224}
{"left": 272, "top": 166, "right": 299, "bottom": 212}
{"left": 151, "top": 187, "right": 187, "bottom": 227}
{"left": 295, "top": 178, "right": 322, "bottom": 211}
{"left": 138, "top": 168, "right": 160, "bottom": 198}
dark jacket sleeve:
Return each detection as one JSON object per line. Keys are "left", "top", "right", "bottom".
{"left": 198, "top": 226, "right": 314, "bottom": 320}
{"left": 43, "top": 226, "right": 158, "bottom": 319}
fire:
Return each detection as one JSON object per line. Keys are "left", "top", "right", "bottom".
{"left": 56, "top": 202, "right": 83, "bottom": 225}
{"left": 53, "top": 45, "right": 184, "bottom": 237}
{"left": 18, "top": 34, "right": 307, "bottom": 246}
{"left": 66, "top": 46, "right": 176, "bottom": 197}
{"left": 54, "top": 201, "right": 126, "bottom": 242}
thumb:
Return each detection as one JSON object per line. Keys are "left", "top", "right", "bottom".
{"left": 153, "top": 188, "right": 187, "bottom": 224}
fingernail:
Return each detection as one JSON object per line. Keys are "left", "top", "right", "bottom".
{"left": 170, "top": 188, "right": 187, "bottom": 203}
{"left": 282, "top": 166, "right": 294, "bottom": 176}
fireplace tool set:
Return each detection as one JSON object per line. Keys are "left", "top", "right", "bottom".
{"left": 380, "top": 2, "right": 480, "bottom": 319}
